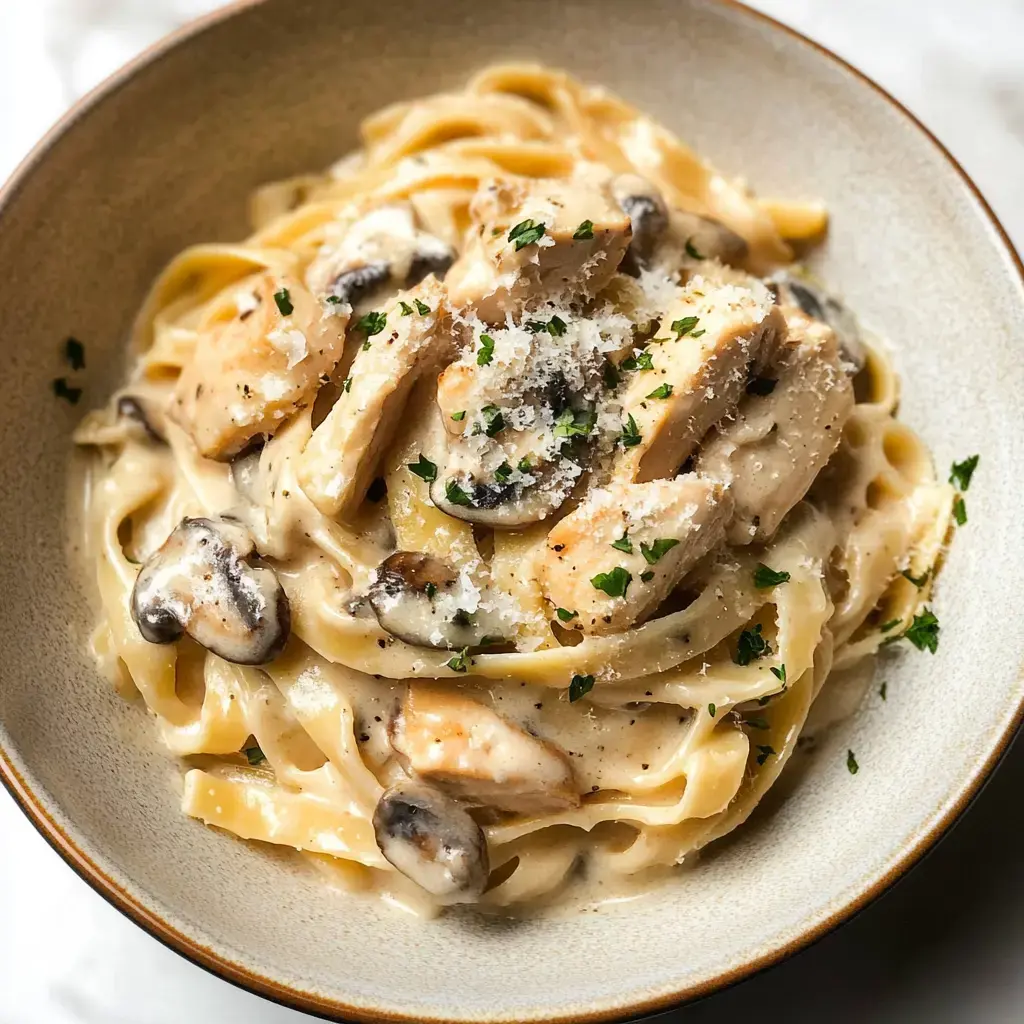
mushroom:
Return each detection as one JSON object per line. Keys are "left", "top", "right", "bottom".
{"left": 116, "top": 395, "right": 165, "bottom": 443}
{"left": 611, "top": 174, "right": 670, "bottom": 275}
{"left": 130, "top": 516, "right": 290, "bottom": 664}
{"left": 368, "top": 552, "right": 511, "bottom": 649}
{"left": 372, "top": 779, "right": 489, "bottom": 903}
{"left": 770, "top": 270, "right": 866, "bottom": 373}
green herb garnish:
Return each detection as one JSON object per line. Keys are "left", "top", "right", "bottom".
{"left": 708, "top": 703, "right": 716, "bottom": 718}
{"left": 619, "top": 413, "right": 643, "bottom": 448}
{"left": 273, "top": 288, "right": 293, "bottom": 316}
{"left": 640, "top": 570, "right": 655, "bottom": 582}
{"left": 670, "top": 315, "right": 701, "bottom": 338}
{"left": 398, "top": 300, "right": 414, "bottom": 316}
{"left": 590, "top": 567, "right": 632, "bottom": 598}
{"left": 407, "top": 454, "right": 437, "bottom": 482}
{"left": 357, "top": 310, "right": 387, "bottom": 337}
{"left": 753, "top": 563, "right": 791, "bottom": 589}
{"left": 494, "top": 462, "right": 513, "bottom": 483}
{"left": 569, "top": 673, "right": 595, "bottom": 702}
{"left": 447, "top": 648, "right": 471, "bottom": 673}
{"left": 879, "top": 681, "right": 888, "bottom": 700}
{"left": 621, "top": 350, "right": 654, "bottom": 372}
{"left": 901, "top": 569, "right": 929, "bottom": 588}
{"left": 735, "top": 623, "right": 771, "bottom": 666}
{"left": 425, "top": 582, "right": 437, "bottom": 599}
{"left": 477, "top": 333, "right": 495, "bottom": 365}
{"left": 949, "top": 454, "right": 979, "bottom": 491}
{"left": 611, "top": 533, "right": 633, "bottom": 554}
{"left": 646, "top": 383, "right": 673, "bottom": 399}
{"left": 553, "top": 406, "right": 595, "bottom": 438}
{"left": 556, "top": 608, "right": 577, "bottom": 622}
{"left": 879, "top": 618, "right": 901, "bottom": 633}
{"left": 65, "top": 337, "right": 85, "bottom": 370}
{"left": 953, "top": 495, "right": 967, "bottom": 526}
{"left": 770, "top": 664, "right": 787, "bottom": 684}
{"left": 517, "top": 456, "right": 532, "bottom": 472}
{"left": 243, "top": 744, "right": 266, "bottom": 766}
{"left": 444, "top": 480, "right": 473, "bottom": 507}
{"left": 480, "top": 404, "right": 506, "bottom": 437}
{"left": 451, "top": 410, "right": 466, "bottom": 421}
{"left": 546, "top": 315, "right": 567, "bottom": 337}
{"left": 573, "top": 219, "right": 595, "bottom": 240}
{"left": 847, "top": 749, "right": 859, "bottom": 775}
{"left": 507, "top": 218, "right": 546, "bottom": 250}
{"left": 343, "top": 376, "right": 352, "bottom": 393}
{"left": 904, "top": 608, "right": 940, "bottom": 653}
{"left": 755, "top": 744, "right": 776, "bottom": 766}
{"left": 414, "top": 298, "right": 431, "bottom": 315}
{"left": 52, "top": 378, "right": 82, "bottom": 404}
{"left": 640, "top": 538, "right": 679, "bottom": 564}
{"left": 684, "top": 237, "right": 704, "bottom": 260}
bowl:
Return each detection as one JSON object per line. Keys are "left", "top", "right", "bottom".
{"left": 1, "top": 0, "right": 1023, "bottom": 1021}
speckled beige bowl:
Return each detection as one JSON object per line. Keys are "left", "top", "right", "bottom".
{"left": 1, "top": 1, "right": 1022, "bottom": 1021}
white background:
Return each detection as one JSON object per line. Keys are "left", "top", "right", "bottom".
{"left": 1, "top": 1, "right": 1022, "bottom": 1021}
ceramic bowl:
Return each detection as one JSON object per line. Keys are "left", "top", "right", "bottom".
{"left": 1, "top": 1, "right": 1022, "bottom": 1021}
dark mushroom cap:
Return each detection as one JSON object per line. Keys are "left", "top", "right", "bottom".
{"left": 611, "top": 174, "right": 670, "bottom": 275}
{"left": 116, "top": 395, "right": 165, "bottom": 444}
{"left": 328, "top": 261, "right": 390, "bottom": 307}
{"left": 372, "top": 779, "right": 489, "bottom": 903}
{"left": 771, "top": 271, "right": 866, "bottom": 372}
{"left": 130, "top": 517, "right": 290, "bottom": 664}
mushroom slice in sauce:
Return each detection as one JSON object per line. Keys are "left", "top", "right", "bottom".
{"left": 116, "top": 395, "right": 166, "bottom": 443}
{"left": 613, "top": 265, "right": 785, "bottom": 483}
{"left": 296, "top": 277, "right": 449, "bottom": 518}
{"left": 368, "top": 552, "right": 511, "bottom": 649}
{"left": 130, "top": 516, "right": 290, "bottom": 664}
{"left": 696, "top": 311, "right": 854, "bottom": 545}
{"left": 372, "top": 780, "right": 489, "bottom": 904}
{"left": 168, "top": 272, "right": 347, "bottom": 460}
{"left": 305, "top": 202, "right": 455, "bottom": 310}
{"left": 445, "top": 175, "right": 632, "bottom": 323}
{"left": 390, "top": 685, "right": 581, "bottom": 817}
{"left": 770, "top": 269, "right": 866, "bottom": 373}
{"left": 540, "top": 476, "right": 733, "bottom": 636}
{"left": 611, "top": 173, "right": 669, "bottom": 275}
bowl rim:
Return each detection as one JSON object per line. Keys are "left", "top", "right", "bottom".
{"left": 1, "top": 1, "right": 1022, "bottom": 1021}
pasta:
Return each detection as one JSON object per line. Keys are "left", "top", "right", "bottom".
{"left": 71, "top": 64, "right": 953, "bottom": 916}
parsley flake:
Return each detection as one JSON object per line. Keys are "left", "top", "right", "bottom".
{"left": 65, "top": 337, "right": 86, "bottom": 370}
{"left": 621, "top": 350, "right": 654, "bottom": 372}
{"left": 753, "top": 563, "right": 791, "bottom": 589}
{"left": 553, "top": 406, "right": 595, "bottom": 438}
{"left": 879, "top": 681, "right": 888, "bottom": 700}
{"left": 684, "top": 237, "right": 704, "bottom": 260}
{"left": 357, "top": 310, "right": 387, "bottom": 337}
{"left": 735, "top": 623, "right": 771, "bottom": 666}
{"left": 407, "top": 454, "right": 437, "bottom": 482}
{"left": 591, "top": 566, "right": 632, "bottom": 598}
{"left": 493, "top": 462, "right": 512, "bottom": 484}
{"left": 444, "top": 480, "right": 473, "bottom": 507}
{"left": 507, "top": 218, "right": 546, "bottom": 250}
{"left": 480, "top": 404, "right": 506, "bottom": 437}
{"left": 904, "top": 608, "right": 940, "bottom": 654}
{"left": 569, "top": 673, "right": 595, "bottom": 702}
{"left": 879, "top": 618, "right": 901, "bottom": 633}
{"left": 477, "top": 333, "right": 495, "bottom": 365}
{"left": 670, "top": 315, "right": 701, "bottom": 339}
{"left": 273, "top": 288, "right": 293, "bottom": 316}
{"left": 414, "top": 298, "right": 431, "bottom": 315}
{"left": 447, "top": 647, "right": 472, "bottom": 673}
{"left": 52, "top": 378, "right": 82, "bottom": 404}
{"left": 243, "top": 743, "right": 266, "bottom": 766}
{"left": 770, "top": 664, "right": 787, "bottom": 684}
{"left": 953, "top": 495, "right": 967, "bottom": 526}
{"left": 646, "top": 383, "right": 673, "bottom": 400}
{"left": 746, "top": 376, "right": 777, "bottom": 397}
{"left": 901, "top": 569, "right": 929, "bottom": 588}
{"left": 640, "top": 570, "right": 655, "bottom": 582}
{"left": 546, "top": 314, "right": 567, "bottom": 337}
{"left": 556, "top": 607, "right": 577, "bottom": 622}
{"left": 451, "top": 410, "right": 466, "bottom": 421}
{"left": 611, "top": 533, "right": 633, "bottom": 554}
{"left": 619, "top": 414, "right": 643, "bottom": 448}
{"left": 755, "top": 744, "right": 776, "bottom": 766}
{"left": 847, "top": 749, "right": 860, "bottom": 775}
{"left": 425, "top": 582, "right": 437, "bottom": 599}
{"left": 708, "top": 702, "right": 716, "bottom": 718}
{"left": 641, "top": 538, "right": 679, "bottom": 564}
{"left": 517, "top": 456, "right": 532, "bottom": 472}
{"left": 949, "top": 454, "right": 979, "bottom": 491}
{"left": 343, "top": 376, "right": 352, "bottom": 393}
{"left": 573, "top": 219, "right": 595, "bottom": 240}
{"left": 398, "top": 300, "right": 414, "bottom": 316}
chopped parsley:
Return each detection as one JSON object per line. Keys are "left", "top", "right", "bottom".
{"left": 753, "top": 563, "right": 791, "bottom": 589}
{"left": 546, "top": 314, "right": 567, "bottom": 337}
{"left": 949, "top": 454, "right": 979, "bottom": 491}
{"left": 619, "top": 413, "right": 643, "bottom": 448}
{"left": 611, "top": 533, "right": 633, "bottom": 554}
{"left": 755, "top": 744, "right": 776, "bottom": 766}
{"left": 879, "top": 681, "right": 888, "bottom": 701}
{"left": 414, "top": 298, "right": 432, "bottom": 315}
{"left": 444, "top": 480, "right": 473, "bottom": 506}
{"left": 603, "top": 360, "right": 621, "bottom": 389}
{"left": 425, "top": 582, "right": 437, "bottom": 599}
{"left": 901, "top": 568, "right": 929, "bottom": 588}
{"left": 64, "top": 337, "right": 85, "bottom": 370}
{"left": 640, "top": 570, "right": 655, "bottom": 582}
{"left": 243, "top": 743, "right": 266, "bottom": 766}
{"left": 590, "top": 566, "right": 632, "bottom": 598}
{"left": 646, "top": 383, "right": 673, "bottom": 400}
{"left": 879, "top": 618, "right": 901, "bottom": 633}
{"left": 573, "top": 219, "right": 595, "bottom": 240}
{"left": 407, "top": 454, "right": 437, "bottom": 482}
{"left": 507, "top": 218, "right": 546, "bottom": 250}
{"left": 517, "top": 456, "right": 532, "bottom": 473}
{"left": 553, "top": 406, "right": 596, "bottom": 438}
{"left": 708, "top": 703, "right": 716, "bottom": 718}
{"left": 480, "top": 404, "right": 506, "bottom": 437}
{"left": 398, "top": 300, "right": 414, "bottom": 316}
{"left": 356, "top": 310, "right": 387, "bottom": 337}
{"left": 670, "top": 315, "right": 701, "bottom": 338}
{"left": 494, "top": 462, "right": 513, "bottom": 483}
{"left": 953, "top": 495, "right": 967, "bottom": 525}
{"left": 847, "top": 749, "right": 860, "bottom": 775}
{"left": 684, "top": 237, "right": 704, "bottom": 260}
{"left": 343, "top": 376, "right": 352, "bottom": 393}
{"left": 735, "top": 623, "right": 771, "bottom": 666}
{"left": 451, "top": 410, "right": 466, "bottom": 421}
{"left": 641, "top": 538, "right": 679, "bottom": 564}
{"left": 52, "top": 378, "right": 82, "bottom": 404}
{"left": 746, "top": 376, "right": 777, "bottom": 397}
{"left": 476, "top": 333, "right": 495, "bottom": 365}
{"left": 273, "top": 288, "right": 293, "bottom": 316}
{"left": 447, "top": 647, "right": 472, "bottom": 673}
{"left": 569, "top": 673, "right": 595, "bottom": 702}
{"left": 904, "top": 608, "right": 940, "bottom": 653}
{"left": 621, "top": 350, "right": 655, "bottom": 372}
{"left": 555, "top": 607, "right": 578, "bottom": 622}
{"left": 770, "top": 664, "right": 787, "bottom": 684}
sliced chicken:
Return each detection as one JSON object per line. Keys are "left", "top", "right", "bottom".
{"left": 390, "top": 685, "right": 580, "bottom": 816}
{"left": 296, "top": 277, "right": 448, "bottom": 518}
{"left": 445, "top": 175, "right": 632, "bottom": 322}
{"left": 540, "top": 476, "right": 733, "bottom": 635}
{"left": 613, "top": 265, "right": 784, "bottom": 482}
{"left": 696, "top": 311, "right": 854, "bottom": 545}
{"left": 168, "top": 272, "right": 347, "bottom": 459}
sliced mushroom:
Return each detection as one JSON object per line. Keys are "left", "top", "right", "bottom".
{"left": 130, "top": 516, "right": 290, "bottom": 664}
{"left": 611, "top": 174, "right": 670, "bottom": 275}
{"left": 770, "top": 270, "right": 865, "bottom": 372}
{"left": 372, "top": 780, "right": 489, "bottom": 904}
{"left": 116, "top": 395, "right": 165, "bottom": 443}
{"left": 168, "top": 272, "right": 348, "bottom": 460}
{"left": 368, "top": 552, "right": 511, "bottom": 649}
{"left": 696, "top": 311, "right": 854, "bottom": 545}
{"left": 613, "top": 266, "right": 785, "bottom": 483}
{"left": 390, "top": 685, "right": 581, "bottom": 816}
{"left": 540, "top": 476, "right": 733, "bottom": 635}
{"left": 445, "top": 176, "right": 632, "bottom": 322}
{"left": 669, "top": 209, "right": 749, "bottom": 268}
{"left": 305, "top": 202, "right": 455, "bottom": 310}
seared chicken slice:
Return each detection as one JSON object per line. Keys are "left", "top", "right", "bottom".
{"left": 540, "top": 476, "right": 733, "bottom": 636}
{"left": 169, "top": 272, "right": 347, "bottom": 459}
{"left": 297, "top": 277, "right": 447, "bottom": 518}
{"left": 696, "top": 312, "right": 854, "bottom": 545}
{"left": 445, "top": 176, "right": 632, "bottom": 322}
{"left": 390, "top": 685, "right": 580, "bottom": 816}
{"left": 613, "top": 265, "right": 784, "bottom": 483}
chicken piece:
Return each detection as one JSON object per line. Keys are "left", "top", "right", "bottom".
{"left": 296, "top": 277, "right": 447, "bottom": 518}
{"left": 390, "top": 685, "right": 580, "bottom": 816}
{"left": 540, "top": 476, "right": 733, "bottom": 636}
{"left": 613, "top": 265, "right": 784, "bottom": 483}
{"left": 168, "top": 272, "right": 347, "bottom": 459}
{"left": 696, "top": 312, "right": 854, "bottom": 545}
{"left": 445, "top": 176, "right": 632, "bottom": 322}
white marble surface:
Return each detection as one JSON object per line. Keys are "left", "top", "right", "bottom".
{"left": 1, "top": 1, "right": 1023, "bottom": 1021}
